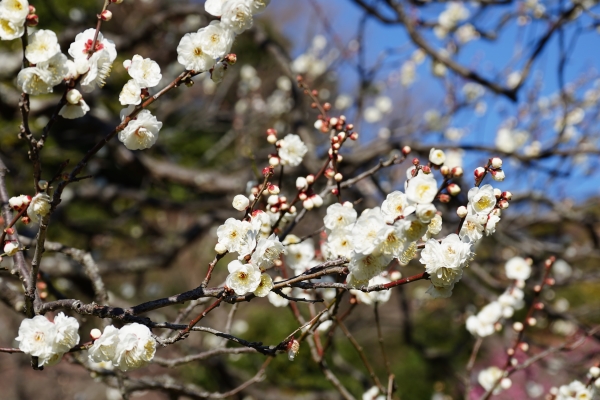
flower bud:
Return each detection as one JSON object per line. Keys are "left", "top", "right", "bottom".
{"left": 66, "top": 89, "right": 83, "bottom": 105}
{"left": 269, "top": 156, "right": 280, "bottom": 166}
{"left": 329, "top": 117, "right": 338, "bottom": 126}
{"left": 3, "top": 241, "right": 19, "bottom": 256}
{"left": 268, "top": 184, "right": 280, "bottom": 195}
{"left": 438, "top": 194, "right": 450, "bottom": 203}
{"left": 474, "top": 167, "right": 486, "bottom": 180}
{"left": 215, "top": 242, "right": 227, "bottom": 254}
{"left": 334, "top": 173, "right": 343, "bottom": 182}
{"left": 491, "top": 169, "right": 505, "bottom": 181}
{"left": 500, "top": 378, "right": 512, "bottom": 390}
{"left": 512, "top": 322, "right": 524, "bottom": 332}
{"left": 267, "top": 195, "right": 279, "bottom": 205}
{"left": 447, "top": 183, "right": 461, "bottom": 196}
{"left": 519, "top": 342, "right": 529, "bottom": 352}
{"left": 100, "top": 10, "right": 112, "bottom": 21}
{"left": 314, "top": 119, "right": 323, "bottom": 130}
{"left": 343, "top": 201, "right": 353, "bottom": 209}
{"left": 306, "top": 174, "right": 315, "bottom": 184}
{"left": 501, "top": 191, "right": 512, "bottom": 200}
{"left": 26, "top": 14, "right": 38, "bottom": 26}
{"left": 325, "top": 169, "right": 335, "bottom": 178}
{"left": 267, "top": 134, "right": 277, "bottom": 144}
{"left": 123, "top": 59, "right": 132, "bottom": 70}
{"left": 336, "top": 154, "right": 343, "bottom": 163}
{"left": 402, "top": 146, "right": 411, "bottom": 155}
{"left": 493, "top": 188, "right": 502, "bottom": 198}
{"left": 311, "top": 195, "right": 323, "bottom": 208}
{"left": 28, "top": 5, "right": 36, "bottom": 13}
{"left": 440, "top": 165, "right": 450, "bottom": 176}
{"left": 225, "top": 53, "right": 237, "bottom": 65}
{"left": 349, "top": 132, "right": 359, "bottom": 140}
{"left": 232, "top": 194, "right": 250, "bottom": 211}
{"left": 296, "top": 177, "right": 307, "bottom": 190}
{"left": 498, "top": 199, "right": 509, "bottom": 209}
{"left": 390, "top": 271, "right": 402, "bottom": 280}
{"left": 590, "top": 367, "right": 600, "bottom": 378}
{"left": 289, "top": 205, "right": 297, "bottom": 214}
{"left": 298, "top": 192, "right": 307, "bottom": 201}
{"left": 303, "top": 198, "right": 314, "bottom": 210}
{"left": 90, "top": 328, "right": 102, "bottom": 340}
{"left": 457, "top": 206, "right": 468, "bottom": 218}
{"left": 452, "top": 166, "right": 463, "bottom": 178}
{"left": 491, "top": 157, "right": 503, "bottom": 169}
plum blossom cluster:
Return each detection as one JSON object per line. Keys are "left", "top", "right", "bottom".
{"left": 15, "top": 313, "right": 80, "bottom": 367}
{"left": 0, "top": 0, "right": 31, "bottom": 41}
{"left": 478, "top": 366, "right": 512, "bottom": 395}
{"left": 466, "top": 257, "right": 531, "bottom": 337}
{"left": 552, "top": 380, "right": 595, "bottom": 400}
{"left": 2, "top": 192, "right": 50, "bottom": 257}
{"left": 216, "top": 212, "right": 285, "bottom": 296}
{"left": 178, "top": 0, "right": 270, "bottom": 75}
{"left": 88, "top": 323, "right": 156, "bottom": 372}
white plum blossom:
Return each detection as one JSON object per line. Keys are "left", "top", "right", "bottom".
{"left": 232, "top": 194, "right": 250, "bottom": 211}
{"left": 381, "top": 191, "right": 414, "bottom": 223}
{"left": 351, "top": 208, "right": 386, "bottom": 256}
{"left": 221, "top": 1, "right": 253, "bottom": 34}
{"left": 466, "top": 301, "right": 502, "bottom": 337}
{"left": 425, "top": 283, "right": 455, "bottom": 299}
{"left": 198, "top": 21, "right": 235, "bottom": 58}
{"left": 406, "top": 171, "right": 438, "bottom": 204}
{"left": 485, "top": 213, "right": 501, "bottom": 236}
{"left": 89, "top": 325, "right": 120, "bottom": 363}
{"left": 424, "top": 213, "right": 443, "bottom": 239}
{"left": 226, "top": 260, "right": 262, "bottom": 295}
{"left": 468, "top": 184, "right": 496, "bottom": 215}
{"left": 113, "top": 323, "right": 156, "bottom": 371}
{"left": 429, "top": 148, "right": 446, "bottom": 165}
{"left": 127, "top": 54, "right": 162, "bottom": 88}
{"left": 505, "top": 256, "right": 532, "bottom": 280}
{"left": 25, "top": 30, "right": 61, "bottom": 64}
{"left": 53, "top": 312, "right": 80, "bottom": 353}
{"left": 177, "top": 31, "right": 216, "bottom": 72}
{"left": 284, "top": 235, "right": 315, "bottom": 274}
{"left": 373, "top": 224, "right": 406, "bottom": 258}
{"left": 459, "top": 212, "right": 484, "bottom": 243}
{"left": 0, "top": 16, "right": 24, "bottom": 40}
{"left": 37, "top": 52, "right": 70, "bottom": 86}
{"left": 324, "top": 227, "right": 354, "bottom": 259}
{"left": 363, "top": 386, "right": 386, "bottom": 400}
{"left": 119, "top": 79, "right": 142, "bottom": 105}
{"left": 27, "top": 192, "right": 51, "bottom": 222}
{"left": 17, "top": 67, "right": 53, "bottom": 95}
{"left": 556, "top": 380, "right": 594, "bottom": 400}
{"left": 4, "top": 241, "right": 19, "bottom": 256}
{"left": 217, "top": 218, "right": 253, "bottom": 254}
{"left": 415, "top": 203, "right": 437, "bottom": 223}
{"left": 118, "top": 109, "right": 163, "bottom": 150}
{"left": 59, "top": 99, "right": 90, "bottom": 119}
{"left": 68, "top": 28, "right": 117, "bottom": 62}
{"left": 478, "top": 366, "right": 505, "bottom": 395}
{"left": 278, "top": 134, "right": 308, "bottom": 167}
{"left": 0, "top": 0, "right": 29, "bottom": 22}
{"left": 15, "top": 315, "right": 58, "bottom": 367}
{"left": 253, "top": 273, "right": 273, "bottom": 297}
{"left": 347, "top": 252, "right": 392, "bottom": 287}
{"left": 351, "top": 275, "right": 392, "bottom": 305}
{"left": 420, "top": 234, "right": 471, "bottom": 290}
{"left": 205, "top": 0, "right": 228, "bottom": 16}
{"left": 68, "top": 29, "right": 116, "bottom": 92}
{"left": 250, "top": 233, "right": 285, "bottom": 269}
{"left": 16, "top": 313, "right": 80, "bottom": 367}
{"left": 323, "top": 203, "right": 357, "bottom": 232}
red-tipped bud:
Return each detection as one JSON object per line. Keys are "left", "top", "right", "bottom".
{"left": 4, "top": 228, "right": 14, "bottom": 235}
{"left": 262, "top": 166, "right": 273, "bottom": 176}
{"left": 412, "top": 158, "right": 420, "bottom": 166}
{"left": 421, "top": 165, "right": 431, "bottom": 174}
{"left": 447, "top": 183, "right": 461, "bottom": 196}
{"left": 349, "top": 132, "right": 359, "bottom": 140}
{"left": 452, "top": 166, "right": 463, "bottom": 177}
{"left": 99, "top": 10, "right": 112, "bottom": 21}
{"left": 325, "top": 168, "right": 335, "bottom": 178}
{"left": 402, "top": 145, "right": 411, "bottom": 155}
{"left": 323, "top": 102, "right": 331, "bottom": 111}
{"left": 474, "top": 167, "right": 486, "bottom": 180}
{"left": 331, "top": 188, "right": 339, "bottom": 195}
{"left": 28, "top": 5, "right": 36, "bottom": 13}
{"left": 438, "top": 194, "right": 451, "bottom": 203}
{"left": 26, "top": 14, "right": 39, "bottom": 26}
{"left": 501, "top": 191, "right": 512, "bottom": 200}
{"left": 225, "top": 53, "right": 237, "bottom": 65}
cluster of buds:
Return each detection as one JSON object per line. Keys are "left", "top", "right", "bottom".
{"left": 266, "top": 128, "right": 278, "bottom": 144}
{"left": 475, "top": 157, "right": 505, "bottom": 184}
{"left": 23, "top": 5, "right": 38, "bottom": 27}
{"left": 8, "top": 194, "right": 32, "bottom": 225}
{"left": 295, "top": 175, "right": 323, "bottom": 210}
{"left": 264, "top": 193, "right": 296, "bottom": 214}
{"left": 440, "top": 165, "right": 464, "bottom": 179}
{"left": 493, "top": 188, "right": 512, "bottom": 210}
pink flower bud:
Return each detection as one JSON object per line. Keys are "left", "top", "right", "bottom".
{"left": 268, "top": 184, "right": 280, "bottom": 195}
{"left": 447, "top": 183, "right": 461, "bottom": 196}
{"left": 474, "top": 167, "right": 486, "bottom": 180}
{"left": 452, "top": 167, "right": 463, "bottom": 177}
{"left": 28, "top": 5, "right": 36, "bottom": 13}
{"left": 421, "top": 166, "right": 431, "bottom": 174}
{"left": 501, "top": 191, "right": 512, "bottom": 200}
{"left": 349, "top": 132, "right": 359, "bottom": 140}
{"left": 225, "top": 54, "right": 237, "bottom": 65}
{"left": 26, "top": 14, "right": 39, "bottom": 26}
{"left": 438, "top": 194, "right": 450, "bottom": 203}
{"left": 402, "top": 146, "right": 411, "bottom": 155}
{"left": 100, "top": 10, "right": 112, "bottom": 21}
{"left": 498, "top": 199, "right": 509, "bottom": 209}
{"left": 527, "top": 317, "right": 537, "bottom": 326}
